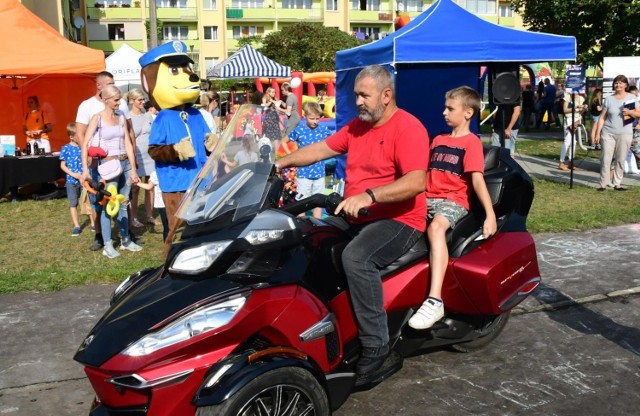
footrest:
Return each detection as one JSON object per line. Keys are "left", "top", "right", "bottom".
{"left": 354, "top": 350, "right": 403, "bottom": 390}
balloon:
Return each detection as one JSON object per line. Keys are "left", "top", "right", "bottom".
{"left": 290, "top": 77, "right": 302, "bottom": 89}
{"left": 105, "top": 184, "right": 125, "bottom": 217}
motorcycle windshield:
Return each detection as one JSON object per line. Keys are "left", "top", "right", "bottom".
{"left": 176, "top": 104, "right": 286, "bottom": 225}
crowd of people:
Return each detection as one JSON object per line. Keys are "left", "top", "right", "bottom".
{"left": 12, "top": 68, "right": 639, "bottom": 266}
{"left": 489, "top": 75, "right": 640, "bottom": 187}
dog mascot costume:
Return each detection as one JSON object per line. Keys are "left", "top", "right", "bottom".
{"left": 139, "top": 41, "right": 215, "bottom": 253}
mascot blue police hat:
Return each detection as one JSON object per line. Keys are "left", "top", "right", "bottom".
{"left": 139, "top": 41, "right": 193, "bottom": 68}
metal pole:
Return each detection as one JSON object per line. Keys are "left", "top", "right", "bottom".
{"left": 569, "top": 91, "right": 575, "bottom": 189}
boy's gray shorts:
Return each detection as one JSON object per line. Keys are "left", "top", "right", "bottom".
{"left": 427, "top": 198, "right": 468, "bottom": 229}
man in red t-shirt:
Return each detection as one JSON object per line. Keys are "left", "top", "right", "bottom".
{"left": 276, "top": 65, "right": 429, "bottom": 378}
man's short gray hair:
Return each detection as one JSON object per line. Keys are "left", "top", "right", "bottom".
{"left": 355, "top": 65, "right": 395, "bottom": 97}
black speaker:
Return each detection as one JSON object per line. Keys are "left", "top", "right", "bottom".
{"left": 491, "top": 64, "right": 520, "bottom": 105}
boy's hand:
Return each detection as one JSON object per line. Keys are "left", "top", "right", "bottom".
{"left": 482, "top": 215, "right": 497, "bottom": 239}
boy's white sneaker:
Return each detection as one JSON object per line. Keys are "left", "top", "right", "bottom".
{"left": 408, "top": 297, "right": 445, "bottom": 330}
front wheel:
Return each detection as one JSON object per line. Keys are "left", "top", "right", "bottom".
{"left": 449, "top": 312, "right": 510, "bottom": 353}
{"left": 196, "top": 367, "right": 330, "bottom": 416}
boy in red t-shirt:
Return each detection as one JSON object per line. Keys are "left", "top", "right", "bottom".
{"left": 409, "top": 86, "right": 497, "bottom": 330}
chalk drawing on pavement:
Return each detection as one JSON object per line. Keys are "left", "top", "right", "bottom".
{"left": 538, "top": 236, "right": 633, "bottom": 269}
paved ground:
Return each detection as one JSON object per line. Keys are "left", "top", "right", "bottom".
{"left": 1, "top": 133, "right": 639, "bottom": 415}
{"left": 1, "top": 224, "right": 639, "bottom": 415}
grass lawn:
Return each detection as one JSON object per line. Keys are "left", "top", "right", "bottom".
{"left": 1, "top": 137, "right": 638, "bottom": 293}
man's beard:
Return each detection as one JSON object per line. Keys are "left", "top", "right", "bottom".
{"left": 358, "top": 102, "right": 385, "bottom": 123}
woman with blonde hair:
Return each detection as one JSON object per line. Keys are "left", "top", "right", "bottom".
{"left": 262, "top": 87, "right": 278, "bottom": 107}
{"left": 81, "top": 85, "right": 141, "bottom": 258}
{"left": 125, "top": 88, "right": 156, "bottom": 227}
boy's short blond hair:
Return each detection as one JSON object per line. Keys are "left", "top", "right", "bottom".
{"left": 445, "top": 86, "right": 481, "bottom": 117}
{"left": 66, "top": 122, "right": 77, "bottom": 138}
{"left": 304, "top": 101, "right": 322, "bottom": 117}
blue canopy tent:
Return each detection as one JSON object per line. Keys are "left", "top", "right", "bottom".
{"left": 335, "top": 0, "right": 576, "bottom": 139}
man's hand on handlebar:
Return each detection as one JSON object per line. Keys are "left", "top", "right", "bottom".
{"left": 334, "top": 192, "right": 372, "bottom": 219}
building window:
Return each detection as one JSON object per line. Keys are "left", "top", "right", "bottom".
{"left": 352, "top": 26, "right": 381, "bottom": 39}
{"left": 163, "top": 25, "right": 189, "bottom": 40}
{"left": 327, "top": 0, "right": 338, "bottom": 11}
{"left": 205, "top": 57, "right": 219, "bottom": 72}
{"left": 398, "top": 0, "right": 422, "bottom": 12}
{"left": 458, "top": 0, "right": 496, "bottom": 15}
{"left": 204, "top": 26, "right": 218, "bottom": 40}
{"left": 282, "top": 0, "right": 312, "bottom": 9}
{"left": 498, "top": 5, "right": 513, "bottom": 17}
{"left": 232, "top": 26, "right": 264, "bottom": 39}
{"left": 231, "top": 0, "right": 265, "bottom": 7}
{"left": 108, "top": 24, "right": 125, "bottom": 40}
{"left": 157, "top": 0, "right": 187, "bottom": 7}
{"left": 351, "top": 0, "right": 380, "bottom": 11}
{"left": 203, "top": 0, "right": 217, "bottom": 9}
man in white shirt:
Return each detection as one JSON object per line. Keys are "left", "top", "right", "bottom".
{"left": 75, "top": 71, "right": 132, "bottom": 251}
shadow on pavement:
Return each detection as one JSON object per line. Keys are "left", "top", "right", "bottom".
{"left": 532, "top": 283, "right": 640, "bottom": 357}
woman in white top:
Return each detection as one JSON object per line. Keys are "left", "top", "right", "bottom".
{"left": 126, "top": 88, "right": 156, "bottom": 227}
{"left": 198, "top": 93, "right": 217, "bottom": 134}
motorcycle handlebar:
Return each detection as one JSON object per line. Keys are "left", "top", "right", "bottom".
{"left": 279, "top": 192, "right": 368, "bottom": 218}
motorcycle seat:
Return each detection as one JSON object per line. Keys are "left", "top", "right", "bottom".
{"left": 444, "top": 146, "right": 502, "bottom": 257}
{"left": 329, "top": 237, "right": 428, "bottom": 280}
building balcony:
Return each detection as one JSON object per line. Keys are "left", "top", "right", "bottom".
{"left": 277, "top": 8, "right": 323, "bottom": 20}
{"left": 226, "top": 8, "right": 277, "bottom": 20}
{"left": 157, "top": 7, "right": 197, "bottom": 20}
{"left": 88, "top": 39, "right": 145, "bottom": 53}
{"left": 350, "top": 9, "right": 394, "bottom": 22}
{"left": 87, "top": 6, "right": 142, "bottom": 20}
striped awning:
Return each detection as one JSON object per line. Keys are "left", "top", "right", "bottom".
{"left": 207, "top": 45, "right": 291, "bottom": 79}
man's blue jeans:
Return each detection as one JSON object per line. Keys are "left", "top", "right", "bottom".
{"left": 342, "top": 219, "right": 423, "bottom": 349}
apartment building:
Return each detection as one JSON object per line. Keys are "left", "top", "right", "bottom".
{"left": 21, "top": 0, "right": 521, "bottom": 79}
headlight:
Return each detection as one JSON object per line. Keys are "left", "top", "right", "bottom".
{"left": 169, "top": 241, "right": 232, "bottom": 274}
{"left": 244, "top": 229, "right": 284, "bottom": 245}
{"left": 122, "top": 295, "right": 247, "bottom": 357}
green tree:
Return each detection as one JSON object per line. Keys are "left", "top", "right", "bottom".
{"left": 511, "top": 0, "right": 640, "bottom": 67}
{"left": 259, "top": 23, "right": 366, "bottom": 72}
{"left": 237, "top": 35, "right": 263, "bottom": 49}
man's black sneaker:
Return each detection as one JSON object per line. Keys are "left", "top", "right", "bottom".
{"left": 130, "top": 233, "right": 144, "bottom": 245}
{"left": 356, "top": 344, "right": 390, "bottom": 375}
{"left": 90, "top": 235, "right": 104, "bottom": 251}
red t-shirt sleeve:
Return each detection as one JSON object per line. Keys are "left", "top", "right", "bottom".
{"left": 325, "top": 122, "right": 352, "bottom": 154}
{"left": 463, "top": 135, "right": 485, "bottom": 174}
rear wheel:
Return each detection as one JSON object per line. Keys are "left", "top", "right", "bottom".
{"left": 450, "top": 312, "right": 510, "bottom": 353}
{"left": 196, "top": 367, "right": 330, "bottom": 416}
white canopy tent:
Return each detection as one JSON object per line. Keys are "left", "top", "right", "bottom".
{"left": 106, "top": 43, "right": 143, "bottom": 92}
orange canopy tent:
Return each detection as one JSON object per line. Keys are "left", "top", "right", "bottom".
{"left": 0, "top": 0, "right": 105, "bottom": 151}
